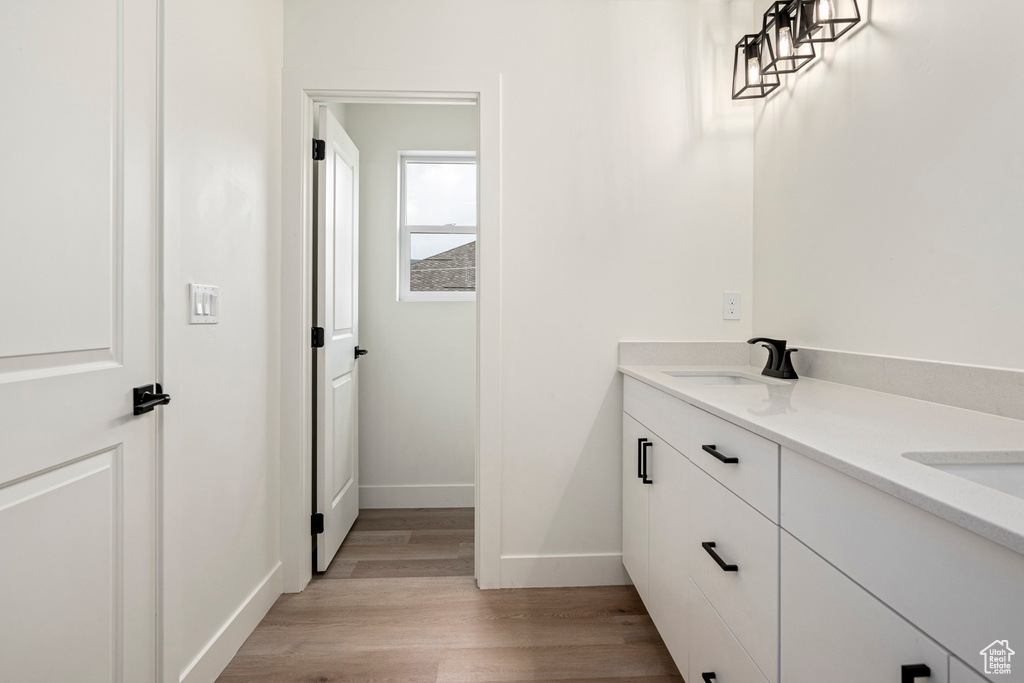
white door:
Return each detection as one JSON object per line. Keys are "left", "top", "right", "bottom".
{"left": 314, "top": 106, "right": 361, "bottom": 571}
{"left": 0, "top": 0, "right": 160, "bottom": 680}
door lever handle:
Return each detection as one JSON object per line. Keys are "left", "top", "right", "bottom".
{"left": 354, "top": 346, "right": 368, "bottom": 359}
{"left": 133, "top": 383, "right": 171, "bottom": 415}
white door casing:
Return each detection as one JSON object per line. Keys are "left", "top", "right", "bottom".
{"left": 0, "top": 0, "right": 160, "bottom": 680}
{"left": 314, "top": 106, "right": 360, "bottom": 571}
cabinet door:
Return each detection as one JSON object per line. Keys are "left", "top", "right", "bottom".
{"left": 623, "top": 413, "right": 650, "bottom": 601}
{"left": 649, "top": 440, "right": 693, "bottom": 669}
{"left": 781, "top": 531, "right": 950, "bottom": 683}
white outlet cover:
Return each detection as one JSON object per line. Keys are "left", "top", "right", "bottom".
{"left": 723, "top": 292, "right": 741, "bottom": 320}
{"left": 189, "top": 284, "right": 219, "bottom": 324}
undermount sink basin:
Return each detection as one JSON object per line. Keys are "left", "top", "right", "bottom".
{"left": 903, "top": 451, "right": 1024, "bottom": 501}
{"left": 662, "top": 370, "right": 782, "bottom": 386}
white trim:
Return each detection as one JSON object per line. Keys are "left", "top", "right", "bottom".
{"left": 499, "top": 554, "right": 631, "bottom": 589}
{"left": 178, "top": 562, "right": 282, "bottom": 683}
{"left": 281, "top": 68, "right": 502, "bottom": 592}
{"left": 359, "top": 484, "right": 475, "bottom": 509}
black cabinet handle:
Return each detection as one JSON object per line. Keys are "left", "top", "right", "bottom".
{"left": 133, "top": 383, "right": 171, "bottom": 416}
{"left": 637, "top": 438, "right": 648, "bottom": 479}
{"left": 702, "top": 444, "right": 738, "bottom": 464}
{"left": 641, "top": 441, "right": 653, "bottom": 484}
{"left": 702, "top": 674, "right": 716, "bottom": 683}
{"left": 702, "top": 542, "right": 738, "bottom": 571}
{"left": 901, "top": 664, "right": 931, "bottom": 683}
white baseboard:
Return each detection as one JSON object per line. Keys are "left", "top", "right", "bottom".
{"left": 500, "top": 553, "right": 630, "bottom": 588}
{"left": 179, "top": 561, "right": 282, "bottom": 683}
{"left": 360, "top": 484, "right": 474, "bottom": 509}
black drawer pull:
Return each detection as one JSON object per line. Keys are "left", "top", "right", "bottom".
{"left": 702, "top": 542, "right": 738, "bottom": 571}
{"left": 901, "top": 664, "right": 931, "bottom": 683}
{"left": 702, "top": 674, "right": 716, "bottom": 683}
{"left": 637, "top": 438, "right": 648, "bottom": 479}
{"left": 702, "top": 444, "right": 738, "bottom": 464}
{"left": 641, "top": 441, "right": 653, "bottom": 484}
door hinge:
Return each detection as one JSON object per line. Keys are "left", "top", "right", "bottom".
{"left": 311, "top": 513, "right": 325, "bottom": 535}
{"left": 312, "top": 138, "right": 326, "bottom": 161}
{"left": 311, "top": 327, "right": 325, "bottom": 348}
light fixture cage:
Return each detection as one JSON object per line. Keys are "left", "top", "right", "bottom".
{"left": 794, "top": 0, "right": 860, "bottom": 43}
{"left": 732, "top": 34, "right": 780, "bottom": 100}
{"left": 761, "top": 1, "right": 815, "bottom": 75}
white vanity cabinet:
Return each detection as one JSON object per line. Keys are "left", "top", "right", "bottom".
{"left": 782, "top": 448, "right": 1024, "bottom": 681}
{"left": 781, "top": 531, "right": 950, "bottom": 683}
{"left": 622, "top": 377, "right": 695, "bottom": 665}
{"left": 621, "top": 412, "right": 651, "bottom": 601}
{"left": 689, "top": 464, "right": 778, "bottom": 681}
{"left": 623, "top": 376, "right": 780, "bottom": 680}
{"left": 621, "top": 371, "right": 1024, "bottom": 683}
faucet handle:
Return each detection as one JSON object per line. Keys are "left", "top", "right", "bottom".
{"left": 777, "top": 348, "right": 799, "bottom": 380}
{"left": 748, "top": 337, "right": 787, "bottom": 373}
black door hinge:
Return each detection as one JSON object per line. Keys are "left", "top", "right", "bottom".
{"left": 311, "top": 513, "right": 325, "bottom": 535}
{"left": 311, "top": 327, "right": 325, "bottom": 348}
{"left": 312, "top": 138, "right": 326, "bottom": 161}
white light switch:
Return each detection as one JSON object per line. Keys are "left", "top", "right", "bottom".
{"left": 189, "top": 284, "right": 220, "bottom": 324}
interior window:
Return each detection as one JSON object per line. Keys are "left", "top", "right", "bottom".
{"left": 399, "top": 154, "right": 477, "bottom": 301}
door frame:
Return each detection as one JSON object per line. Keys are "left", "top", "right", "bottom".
{"left": 280, "top": 68, "right": 502, "bottom": 592}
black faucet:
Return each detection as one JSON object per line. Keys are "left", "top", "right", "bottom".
{"left": 747, "top": 337, "right": 799, "bottom": 379}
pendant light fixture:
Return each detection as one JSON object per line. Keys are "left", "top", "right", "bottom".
{"left": 795, "top": 0, "right": 860, "bottom": 43}
{"left": 761, "top": 1, "right": 815, "bottom": 75}
{"left": 732, "top": 34, "right": 780, "bottom": 100}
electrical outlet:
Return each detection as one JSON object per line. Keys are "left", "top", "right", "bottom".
{"left": 723, "top": 292, "right": 741, "bottom": 320}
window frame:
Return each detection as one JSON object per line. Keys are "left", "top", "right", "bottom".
{"left": 398, "top": 151, "right": 478, "bottom": 302}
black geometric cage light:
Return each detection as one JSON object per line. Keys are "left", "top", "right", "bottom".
{"left": 732, "top": 34, "right": 780, "bottom": 100}
{"left": 794, "top": 0, "right": 860, "bottom": 43}
{"left": 761, "top": 1, "right": 815, "bottom": 75}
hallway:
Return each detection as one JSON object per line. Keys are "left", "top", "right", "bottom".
{"left": 217, "top": 508, "right": 682, "bottom": 682}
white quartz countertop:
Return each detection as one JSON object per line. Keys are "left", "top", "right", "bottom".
{"left": 619, "top": 364, "right": 1024, "bottom": 556}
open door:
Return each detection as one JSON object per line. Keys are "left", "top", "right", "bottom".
{"left": 314, "top": 106, "right": 361, "bottom": 571}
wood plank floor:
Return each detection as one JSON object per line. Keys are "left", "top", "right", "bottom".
{"left": 218, "top": 508, "right": 683, "bottom": 683}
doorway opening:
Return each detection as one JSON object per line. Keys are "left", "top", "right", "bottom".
{"left": 311, "top": 102, "right": 478, "bottom": 575}
{"left": 280, "top": 72, "right": 502, "bottom": 592}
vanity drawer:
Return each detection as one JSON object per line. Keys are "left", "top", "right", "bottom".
{"left": 623, "top": 376, "right": 692, "bottom": 456}
{"left": 689, "top": 464, "right": 778, "bottom": 682}
{"left": 781, "top": 531, "right": 950, "bottom": 683}
{"left": 782, "top": 448, "right": 1024, "bottom": 678}
{"left": 689, "top": 407, "right": 779, "bottom": 522}
{"left": 688, "top": 578, "right": 770, "bottom": 683}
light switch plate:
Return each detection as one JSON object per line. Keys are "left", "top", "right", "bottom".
{"left": 189, "top": 284, "right": 219, "bottom": 324}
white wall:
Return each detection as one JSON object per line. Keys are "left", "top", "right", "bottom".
{"left": 752, "top": 0, "right": 1024, "bottom": 370}
{"left": 342, "top": 104, "right": 477, "bottom": 509}
{"left": 163, "top": 0, "right": 283, "bottom": 680}
{"left": 286, "top": 0, "right": 754, "bottom": 585}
